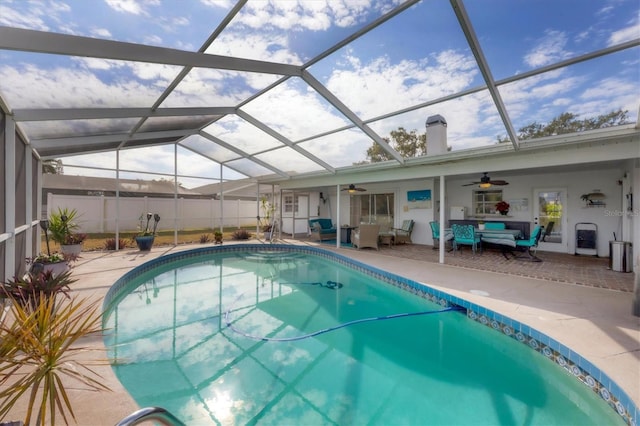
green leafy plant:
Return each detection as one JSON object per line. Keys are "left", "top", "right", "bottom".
{"left": 28, "top": 252, "right": 66, "bottom": 265}
{"left": 213, "top": 230, "right": 223, "bottom": 244}
{"left": 47, "top": 207, "right": 85, "bottom": 246}
{"left": 259, "top": 197, "right": 276, "bottom": 232}
{"left": 0, "top": 292, "right": 109, "bottom": 425}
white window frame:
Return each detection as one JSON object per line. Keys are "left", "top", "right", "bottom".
{"left": 473, "top": 189, "right": 504, "bottom": 215}
{"left": 284, "top": 195, "right": 299, "bottom": 213}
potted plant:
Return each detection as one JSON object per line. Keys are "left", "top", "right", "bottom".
{"left": 27, "top": 252, "right": 70, "bottom": 277}
{"left": 477, "top": 220, "right": 486, "bottom": 230}
{"left": 495, "top": 201, "right": 510, "bottom": 216}
{"left": 135, "top": 213, "right": 160, "bottom": 251}
{"left": 259, "top": 196, "right": 276, "bottom": 238}
{"left": 1, "top": 268, "right": 74, "bottom": 311}
{"left": 46, "top": 207, "right": 86, "bottom": 256}
{"left": 0, "top": 281, "right": 109, "bottom": 425}
{"left": 213, "top": 230, "right": 223, "bottom": 245}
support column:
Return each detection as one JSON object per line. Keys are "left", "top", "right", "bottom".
{"left": 439, "top": 175, "right": 446, "bottom": 264}
{"left": 4, "top": 115, "right": 15, "bottom": 279}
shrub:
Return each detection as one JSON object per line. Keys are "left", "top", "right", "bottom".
{"left": 104, "top": 238, "right": 127, "bottom": 250}
{"left": 231, "top": 229, "right": 251, "bottom": 240}
{"left": 199, "top": 234, "right": 211, "bottom": 244}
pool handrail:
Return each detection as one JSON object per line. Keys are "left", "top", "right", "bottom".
{"left": 116, "top": 407, "right": 185, "bottom": 426}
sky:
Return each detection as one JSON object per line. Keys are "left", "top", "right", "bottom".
{"left": 0, "top": 0, "right": 638, "bottom": 188}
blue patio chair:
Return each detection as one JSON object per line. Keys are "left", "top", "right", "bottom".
{"left": 429, "top": 221, "right": 453, "bottom": 250}
{"left": 484, "top": 222, "right": 505, "bottom": 230}
{"left": 452, "top": 224, "right": 482, "bottom": 255}
{"left": 515, "top": 225, "right": 543, "bottom": 261}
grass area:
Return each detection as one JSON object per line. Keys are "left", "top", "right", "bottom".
{"left": 40, "top": 227, "right": 259, "bottom": 253}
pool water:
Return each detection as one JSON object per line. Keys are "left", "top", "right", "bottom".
{"left": 103, "top": 249, "right": 624, "bottom": 425}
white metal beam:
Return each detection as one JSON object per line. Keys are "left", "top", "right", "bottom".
{"left": 0, "top": 27, "right": 302, "bottom": 77}
{"left": 302, "top": 70, "right": 405, "bottom": 164}
{"left": 236, "top": 109, "right": 336, "bottom": 173}
{"left": 450, "top": 0, "right": 520, "bottom": 150}
{"left": 13, "top": 107, "right": 235, "bottom": 122}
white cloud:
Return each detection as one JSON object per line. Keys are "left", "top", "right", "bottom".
{"left": 524, "top": 30, "right": 572, "bottom": 68}
{"left": 91, "top": 28, "right": 113, "bottom": 38}
{"left": 242, "top": 78, "right": 351, "bottom": 141}
{"left": 199, "top": 0, "right": 235, "bottom": 8}
{"left": 608, "top": 15, "right": 640, "bottom": 45}
{"left": 231, "top": 0, "right": 383, "bottom": 30}
{"left": 207, "top": 32, "right": 302, "bottom": 64}
{"left": 0, "top": 4, "right": 49, "bottom": 30}
{"left": 325, "top": 49, "right": 477, "bottom": 119}
{"left": 0, "top": 63, "right": 165, "bottom": 109}
{"left": 104, "top": 0, "right": 160, "bottom": 16}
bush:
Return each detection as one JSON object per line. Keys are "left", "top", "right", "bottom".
{"left": 104, "top": 238, "right": 127, "bottom": 250}
{"left": 199, "top": 234, "right": 211, "bottom": 244}
{"left": 231, "top": 229, "right": 251, "bottom": 240}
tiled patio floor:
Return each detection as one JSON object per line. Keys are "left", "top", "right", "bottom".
{"left": 366, "top": 242, "right": 635, "bottom": 292}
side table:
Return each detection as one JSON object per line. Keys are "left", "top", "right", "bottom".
{"left": 340, "top": 226, "right": 355, "bottom": 244}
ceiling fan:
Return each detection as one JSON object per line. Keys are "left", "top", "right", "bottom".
{"left": 462, "top": 172, "right": 509, "bottom": 188}
{"left": 341, "top": 184, "right": 366, "bottom": 193}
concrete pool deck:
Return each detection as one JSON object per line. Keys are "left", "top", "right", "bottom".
{"left": 2, "top": 241, "right": 638, "bottom": 425}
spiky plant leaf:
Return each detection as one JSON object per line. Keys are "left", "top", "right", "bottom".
{"left": 0, "top": 292, "right": 110, "bottom": 425}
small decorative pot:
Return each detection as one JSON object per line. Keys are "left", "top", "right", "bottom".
{"left": 39, "top": 261, "right": 70, "bottom": 277}
{"left": 478, "top": 223, "right": 486, "bottom": 230}
{"left": 61, "top": 243, "right": 82, "bottom": 257}
{"left": 500, "top": 211, "right": 508, "bottom": 216}
{"left": 135, "top": 235, "right": 155, "bottom": 251}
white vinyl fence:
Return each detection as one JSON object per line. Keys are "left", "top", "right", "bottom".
{"left": 47, "top": 194, "right": 260, "bottom": 234}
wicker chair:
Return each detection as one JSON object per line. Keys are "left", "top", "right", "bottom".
{"left": 352, "top": 224, "right": 381, "bottom": 250}
{"left": 392, "top": 219, "right": 415, "bottom": 244}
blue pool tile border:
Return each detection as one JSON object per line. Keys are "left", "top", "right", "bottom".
{"left": 103, "top": 244, "right": 637, "bottom": 426}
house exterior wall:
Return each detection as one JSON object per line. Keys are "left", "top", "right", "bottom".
{"left": 445, "top": 167, "right": 628, "bottom": 257}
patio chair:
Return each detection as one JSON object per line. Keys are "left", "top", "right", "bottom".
{"left": 484, "top": 222, "right": 506, "bottom": 230}
{"left": 392, "top": 219, "right": 414, "bottom": 244}
{"left": 515, "top": 225, "right": 543, "bottom": 261}
{"left": 352, "top": 224, "right": 381, "bottom": 250}
{"left": 451, "top": 224, "right": 481, "bottom": 255}
{"left": 429, "top": 221, "right": 453, "bottom": 250}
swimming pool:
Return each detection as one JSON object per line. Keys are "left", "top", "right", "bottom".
{"left": 103, "top": 245, "right": 634, "bottom": 425}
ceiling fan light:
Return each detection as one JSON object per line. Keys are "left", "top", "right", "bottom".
{"left": 479, "top": 182, "right": 492, "bottom": 188}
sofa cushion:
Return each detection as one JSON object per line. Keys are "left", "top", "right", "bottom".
{"left": 309, "top": 218, "right": 335, "bottom": 231}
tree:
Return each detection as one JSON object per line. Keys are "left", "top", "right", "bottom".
{"left": 42, "top": 159, "right": 63, "bottom": 174}
{"left": 362, "top": 127, "right": 427, "bottom": 164}
{"left": 497, "top": 109, "right": 628, "bottom": 143}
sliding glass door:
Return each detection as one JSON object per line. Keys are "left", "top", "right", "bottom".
{"left": 350, "top": 193, "right": 394, "bottom": 230}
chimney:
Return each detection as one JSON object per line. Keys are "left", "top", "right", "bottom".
{"left": 425, "top": 114, "right": 447, "bottom": 155}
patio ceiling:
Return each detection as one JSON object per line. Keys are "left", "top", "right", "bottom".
{"left": 0, "top": 0, "right": 638, "bottom": 186}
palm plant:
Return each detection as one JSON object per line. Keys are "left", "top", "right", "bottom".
{"left": 47, "top": 208, "right": 84, "bottom": 246}
{"left": 0, "top": 292, "right": 109, "bottom": 425}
